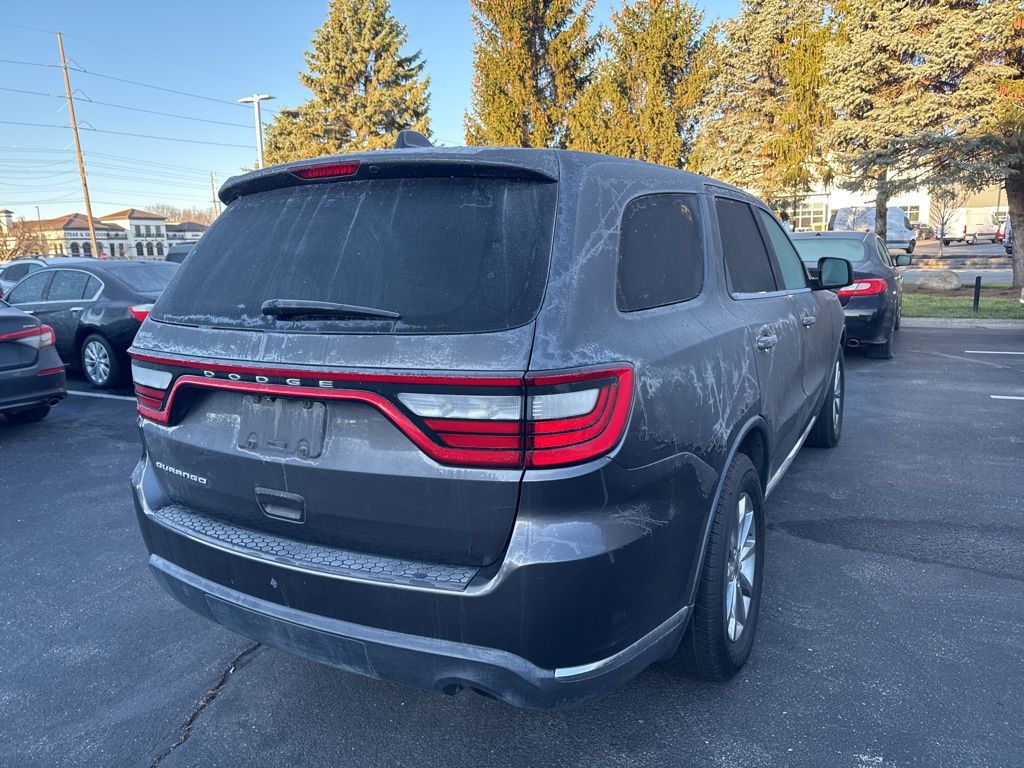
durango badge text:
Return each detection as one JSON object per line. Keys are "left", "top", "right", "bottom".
{"left": 154, "top": 461, "right": 208, "bottom": 485}
{"left": 129, "top": 145, "right": 853, "bottom": 710}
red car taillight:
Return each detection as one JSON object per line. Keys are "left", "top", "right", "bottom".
{"left": 837, "top": 278, "right": 888, "bottom": 297}
{"left": 0, "top": 323, "right": 55, "bottom": 349}
{"left": 130, "top": 354, "right": 635, "bottom": 469}
{"left": 129, "top": 304, "right": 153, "bottom": 322}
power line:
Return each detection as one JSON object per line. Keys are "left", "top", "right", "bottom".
{"left": 0, "top": 120, "right": 251, "bottom": 149}
{"left": 0, "top": 20, "right": 304, "bottom": 100}
{"left": 0, "top": 86, "right": 253, "bottom": 129}
{"left": 0, "top": 147, "right": 238, "bottom": 176}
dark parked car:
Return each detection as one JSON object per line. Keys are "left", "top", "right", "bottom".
{"left": 3, "top": 258, "right": 178, "bottom": 387}
{"left": 792, "top": 231, "right": 910, "bottom": 360}
{"left": 0, "top": 257, "right": 49, "bottom": 298}
{"left": 0, "top": 299, "right": 66, "bottom": 423}
{"left": 164, "top": 243, "right": 195, "bottom": 264}
{"left": 129, "top": 147, "right": 851, "bottom": 709}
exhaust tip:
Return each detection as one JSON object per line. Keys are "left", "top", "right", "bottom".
{"left": 48, "top": 397, "right": 62, "bottom": 406}
{"left": 846, "top": 339, "right": 861, "bottom": 348}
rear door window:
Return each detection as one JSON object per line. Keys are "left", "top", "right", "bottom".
{"left": 755, "top": 209, "right": 807, "bottom": 290}
{"left": 6, "top": 271, "right": 52, "bottom": 304}
{"left": 617, "top": 193, "right": 703, "bottom": 311}
{"left": 716, "top": 199, "right": 778, "bottom": 294}
{"left": 47, "top": 270, "right": 92, "bottom": 301}
{"left": 153, "top": 177, "right": 557, "bottom": 334}
{"left": 111, "top": 263, "right": 178, "bottom": 292}
{"left": 2, "top": 263, "right": 29, "bottom": 281}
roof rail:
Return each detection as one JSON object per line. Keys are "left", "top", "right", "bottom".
{"left": 394, "top": 130, "right": 433, "bottom": 149}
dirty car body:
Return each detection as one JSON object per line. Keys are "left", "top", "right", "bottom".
{"left": 129, "top": 148, "right": 847, "bottom": 709}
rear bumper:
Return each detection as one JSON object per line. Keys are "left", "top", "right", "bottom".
{"left": 0, "top": 363, "right": 66, "bottom": 413}
{"left": 132, "top": 447, "right": 709, "bottom": 709}
{"left": 149, "top": 553, "right": 688, "bottom": 710}
{"left": 843, "top": 297, "right": 893, "bottom": 345}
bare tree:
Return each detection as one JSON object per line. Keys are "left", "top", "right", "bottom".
{"left": 147, "top": 203, "right": 217, "bottom": 226}
{"left": 0, "top": 219, "right": 47, "bottom": 262}
{"left": 930, "top": 186, "right": 971, "bottom": 257}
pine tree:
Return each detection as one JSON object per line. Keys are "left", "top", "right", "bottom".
{"left": 823, "top": 0, "right": 993, "bottom": 241}
{"left": 264, "top": 0, "right": 430, "bottom": 165}
{"left": 689, "top": 0, "right": 832, "bottom": 205}
{"left": 465, "top": 0, "right": 596, "bottom": 148}
{"left": 567, "top": 0, "right": 711, "bottom": 168}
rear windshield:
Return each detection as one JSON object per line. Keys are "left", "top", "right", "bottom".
{"left": 792, "top": 238, "right": 868, "bottom": 265}
{"left": 111, "top": 263, "right": 179, "bottom": 292}
{"left": 152, "top": 177, "right": 557, "bottom": 334}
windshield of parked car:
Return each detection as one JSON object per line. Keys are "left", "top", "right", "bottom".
{"left": 109, "top": 263, "right": 179, "bottom": 293}
{"left": 152, "top": 177, "right": 557, "bottom": 334}
{"left": 792, "top": 238, "right": 869, "bottom": 266}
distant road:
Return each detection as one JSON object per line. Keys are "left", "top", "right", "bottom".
{"left": 902, "top": 268, "right": 1012, "bottom": 284}
{"left": 913, "top": 239, "right": 1006, "bottom": 258}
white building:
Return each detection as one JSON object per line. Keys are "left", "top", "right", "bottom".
{"left": 99, "top": 209, "right": 170, "bottom": 259}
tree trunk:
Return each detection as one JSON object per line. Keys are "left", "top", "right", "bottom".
{"left": 875, "top": 172, "right": 889, "bottom": 244}
{"left": 1006, "top": 171, "right": 1024, "bottom": 290}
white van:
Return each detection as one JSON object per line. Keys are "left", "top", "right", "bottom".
{"left": 937, "top": 208, "right": 999, "bottom": 245}
{"left": 828, "top": 206, "right": 916, "bottom": 253}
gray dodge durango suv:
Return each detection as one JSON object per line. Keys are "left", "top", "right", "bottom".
{"left": 129, "top": 146, "right": 851, "bottom": 709}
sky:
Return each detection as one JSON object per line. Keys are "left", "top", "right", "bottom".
{"left": 0, "top": 0, "right": 740, "bottom": 221}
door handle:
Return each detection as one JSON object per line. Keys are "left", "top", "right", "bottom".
{"left": 70, "top": 306, "right": 84, "bottom": 313}
{"left": 756, "top": 331, "right": 778, "bottom": 351}
{"left": 801, "top": 313, "right": 817, "bottom": 327}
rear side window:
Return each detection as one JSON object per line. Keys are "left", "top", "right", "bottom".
{"left": 153, "top": 178, "right": 557, "bottom": 334}
{"left": 2, "top": 263, "right": 29, "bottom": 281}
{"left": 716, "top": 199, "right": 778, "bottom": 294}
{"left": 47, "top": 270, "right": 91, "bottom": 301}
{"left": 756, "top": 209, "right": 807, "bottom": 290}
{"left": 617, "top": 194, "right": 703, "bottom": 311}
{"left": 6, "top": 271, "right": 52, "bottom": 304}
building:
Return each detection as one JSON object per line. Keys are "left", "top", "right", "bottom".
{"left": 0, "top": 207, "right": 172, "bottom": 259}
{"left": 99, "top": 209, "right": 170, "bottom": 259}
{"left": 165, "top": 220, "right": 208, "bottom": 241}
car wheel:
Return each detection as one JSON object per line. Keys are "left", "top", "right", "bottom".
{"left": 81, "top": 334, "right": 121, "bottom": 388}
{"left": 905, "top": 241, "right": 915, "bottom": 255}
{"left": 678, "top": 452, "right": 764, "bottom": 681}
{"left": 967, "top": 234, "right": 978, "bottom": 245}
{"left": 894, "top": 300, "right": 902, "bottom": 331}
{"left": 942, "top": 240, "right": 950, "bottom": 247}
{"left": 808, "top": 355, "right": 844, "bottom": 448}
{"left": 5, "top": 405, "right": 50, "bottom": 424}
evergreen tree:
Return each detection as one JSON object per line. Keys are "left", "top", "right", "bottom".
{"left": 568, "top": 0, "right": 711, "bottom": 168}
{"left": 689, "top": 0, "right": 832, "bottom": 205}
{"left": 264, "top": 0, "right": 430, "bottom": 165}
{"left": 465, "top": 0, "right": 596, "bottom": 148}
{"left": 823, "top": 0, "right": 992, "bottom": 241}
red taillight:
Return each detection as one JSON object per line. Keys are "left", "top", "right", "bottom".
{"left": 128, "top": 353, "right": 635, "bottom": 470}
{"left": 0, "top": 323, "right": 55, "bottom": 348}
{"left": 129, "top": 304, "right": 153, "bottom": 322}
{"left": 289, "top": 161, "right": 360, "bottom": 180}
{"left": 836, "top": 278, "right": 888, "bottom": 297}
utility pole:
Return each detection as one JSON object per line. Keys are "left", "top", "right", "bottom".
{"left": 238, "top": 93, "right": 273, "bottom": 169}
{"left": 57, "top": 32, "right": 100, "bottom": 260}
{"left": 209, "top": 172, "right": 220, "bottom": 217}
{"left": 35, "top": 206, "right": 45, "bottom": 254}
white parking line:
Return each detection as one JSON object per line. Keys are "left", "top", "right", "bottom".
{"left": 965, "top": 350, "right": 1024, "bottom": 356}
{"left": 990, "top": 395, "right": 1024, "bottom": 401}
{"left": 68, "top": 390, "right": 136, "bottom": 402}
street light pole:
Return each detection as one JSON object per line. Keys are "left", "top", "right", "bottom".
{"left": 238, "top": 93, "right": 274, "bottom": 169}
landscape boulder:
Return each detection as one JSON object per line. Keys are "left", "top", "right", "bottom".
{"left": 916, "top": 270, "right": 961, "bottom": 291}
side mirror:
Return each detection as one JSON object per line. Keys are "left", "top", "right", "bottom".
{"left": 896, "top": 254, "right": 912, "bottom": 267}
{"left": 816, "top": 257, "right": 853, "bottom": 290}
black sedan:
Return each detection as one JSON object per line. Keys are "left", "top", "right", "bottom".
{"left": 2, "top": 258, "right": 178, "bottom": 387}
{"left": 0, "top": 299, "right": 67, "bottom": 423}
{"left": 792, "top": 231, "right": 911, "bottom": 359}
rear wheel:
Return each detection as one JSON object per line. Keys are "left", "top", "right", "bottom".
{"left": 967, "top": 234, "right": 978, "bottom": 245}
{"left": 81, "top": 334, "right": 121, "bottom": 388}
{"left": 808, "top": 355, "right": 844, "bottom": 448}
{"left": 5, "top": 405, "right": 50, "bottom": 424}
{"left": 678, "top": 453, "right": 764, "bottom": 681}
{"left": 905, "top": 241, "right": 915, "bottom": 255}
{"left": 942, "top": 240, "right": 950, "bottom": 247}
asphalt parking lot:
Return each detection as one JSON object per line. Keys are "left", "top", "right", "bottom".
{"left": 2, "top": 327, "right": 1022, "bottom": 768}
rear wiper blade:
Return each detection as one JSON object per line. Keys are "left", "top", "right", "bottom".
{"left": 260, "top": 299, "right": 401, "bottom": 320}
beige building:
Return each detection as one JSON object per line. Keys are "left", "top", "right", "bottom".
{"left": 1, "top": 207, "right": 172, "bottom": 259}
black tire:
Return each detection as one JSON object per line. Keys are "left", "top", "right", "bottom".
{"left": 80, "top": 333, "right": 122, "bottom": 388}
{"left": 868, "top": 333, "right": 893, "bottom": 360}
{"left": 905, "top": 241, "right": 915, "bottom": 255}
{"left": 5, "top": 405, "right": 50, "bottom": 424}
{"left": 807, "top": 354, "right": 844, "bottom": 448}
{"left": 678, "top": 452, "right": 764, "bottom": 681}
{"left": 942, "top": 240, "right": 950, "bottom": 247}
{"left": 894, "top": 299, "right": 902, "bottom": 331}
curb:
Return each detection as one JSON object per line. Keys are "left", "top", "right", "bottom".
{"left": 901, "top": 317, "right": 1024, "bottom": 329}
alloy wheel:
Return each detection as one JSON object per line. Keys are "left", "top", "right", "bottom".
{"left": 84, "top": 340, "right": 111, "bottom": 385}
{"left": 725, "top": 492, "right": 757, "bottom": 642}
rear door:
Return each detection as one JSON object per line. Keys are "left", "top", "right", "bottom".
{"left": 135, "top": 168, "right": 558, "bottom": 567}
{"left": 30, "top": 269, "right": 98, "bottom": 359}
{"left": 3, "top": 271, "right": 53, "bottom": 320}
{"left": 714, "top": 196, "right": 808, "bottom": 464}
